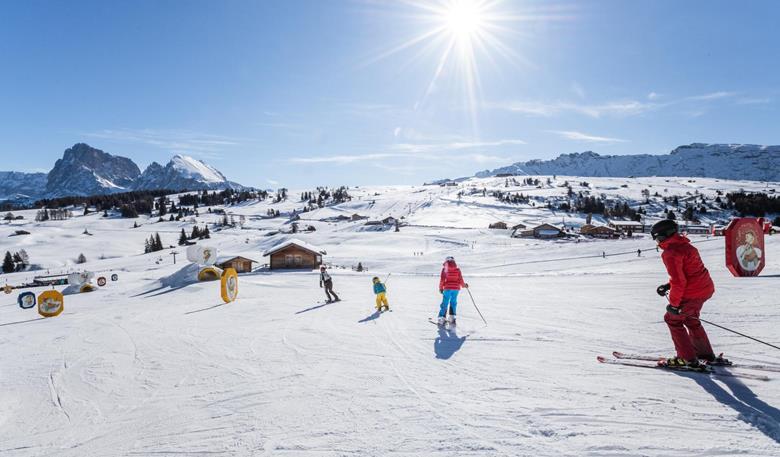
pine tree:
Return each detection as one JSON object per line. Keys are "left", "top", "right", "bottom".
{"left": 2, "top": 251, "right": 15, "bottom": 273}
{"left": 191, "top": 226, "right": 201, "bottom": 239}
{"left": 76, "top": 253, "right": 87, "bottom": 264}
{"left": 154, "top": 233, "right": 163, "bottom": 251}
{"left": 203, "top": 226, "right": 210, "bottom": 239}
{"left": 178, "top": 229, "right": 188, "bottom": 246}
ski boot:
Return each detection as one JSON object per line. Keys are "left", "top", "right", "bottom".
{"left": 704, "top": 353, "right": 732, "bottom": 367}
{"left": 447, "top": 315, "right": 456, "bottom": 327}
{"left": 660, "top": 357, "right": 708, "bottom": 372}
{"left": 436, "top": 316, "right": 446, "bottom": 326}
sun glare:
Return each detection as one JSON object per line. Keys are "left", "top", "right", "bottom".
{"left": 365, "top": 0, "right": 562, "bottom": 135}
{"left": 443, "top": 1, "right": 484, "bottom": 39}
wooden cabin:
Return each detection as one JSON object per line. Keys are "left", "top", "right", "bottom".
{"left": 608, "top": 220, "right": 646, "bottom": 234}
{"left": 263, "top": 239, "right": 325, "bottom": 270}
{"left": 517, "top": 223, "right": 565, "bottom": 239}
{"left": 580, "top": 224, "right": 619, "bottom": 239}
{"left": 216, "top": 256, "right": 257, "bottom": 274}
{"left": 489, "top": 222, "right": 508, "bottom": 229}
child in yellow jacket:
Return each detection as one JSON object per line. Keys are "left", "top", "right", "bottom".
{"left": 372, "top": 277, "right": 389, "bottom": 311}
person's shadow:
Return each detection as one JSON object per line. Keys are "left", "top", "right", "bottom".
{"left": 358, "top": 310, "right": 382, "bottom": 323}
{"left": 434, "top": 326, "right": 467, "bottom": 360}
{"left": 683, "top": 371, "right": 780, "bottom": 443}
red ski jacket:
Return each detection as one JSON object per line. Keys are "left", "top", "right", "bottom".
{"left": 659, "top": 234, "right": 715, "bottom": 306}
{"left": 439, "top": 262, "right": 465, "bottom": 291}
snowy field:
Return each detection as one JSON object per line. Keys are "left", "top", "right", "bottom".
{"left": 1, "top": 176, "right": 780, "bottom": 456}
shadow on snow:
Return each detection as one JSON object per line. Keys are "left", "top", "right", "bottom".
{"left": 434, "top": 326, "right": 467, "bottom": 360}
{"left": 679, "top": 370, "right": 780, "bottom": 443}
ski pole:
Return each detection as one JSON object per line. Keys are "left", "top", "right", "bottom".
{"left": 685, "top": 313, "right": 780, "bottom": 351}
{"left": 665, "top": 294, "right": 780, "bottom": 351}
{"left": 466, "top": 288, "right": 488, "bottom": 326}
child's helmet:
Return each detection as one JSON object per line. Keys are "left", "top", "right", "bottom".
{"left": 320, "top": 265, "right": 326, "bottom": 270}
{"left": 372, "top": 276, "right": 379, "bottom": 282}
{"left": 445, "top": 256, "right": 455, "bottom": 262}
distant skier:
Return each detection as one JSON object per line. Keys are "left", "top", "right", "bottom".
{"left": 319, "top": 265, "right": 340, "bottom": 303}
{"left": 437, "top": 256, "right": 468, "bottom": 326}
{"left": 652, "top": 219, "right": 719, "bottom": 368}
{"left": 372, "top": 276, "right": 389, "bottom": 312}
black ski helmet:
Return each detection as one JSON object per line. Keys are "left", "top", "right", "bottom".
{"left": 651, "top": 219, "right": 678, "bottom": 241}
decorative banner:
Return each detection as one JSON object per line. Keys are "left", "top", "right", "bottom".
{"left": 111, "top": 274, "right": 119, "bottom": 282}
{"left": 3, "top": 284, "right": 12, "bottom": 294}
{"left": 97, "top": 277, "right": 107, "bottom": 287}
{"left": 18, "top": 291, "right": 36, "bottom": 309}
{"left": 80, "top": 283, "right": 97, "bottom": 293}
{"left": 197, "top": 267, "right": 221, "bottom": 282}
{"left": 221, "top": 268, "right": 238, "bottom": 303}
{"left": 724, "top": 218, "right": 766, "bottom": 277}
{"left": 186, "top": 245, "right": 217, "bottom": 266}
{"left": 38, "top": 290, "right": 64, "bottom": 317}
{"left": 68, "top": 271, "right": 94, "bottom": 286}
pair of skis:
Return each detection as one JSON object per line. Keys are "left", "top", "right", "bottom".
{"left": 598, "top": 351, "right": 776, "bottom": 381}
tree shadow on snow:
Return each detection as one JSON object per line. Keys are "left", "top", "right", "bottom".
{"left": 681, "top": 371, "right": 780, "bottom": 443}
{"left": 358, "top": 310, "right": 382, "bottom": 323}
{"left": 434, "top": 326, "right": 467, "bottom": 360}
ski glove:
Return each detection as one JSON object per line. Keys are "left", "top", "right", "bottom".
{"left": 666, "top": 304, "right": 682, "bottom": 315}
{"left": 656, "top": 283, "right": 671, "bottom": 297}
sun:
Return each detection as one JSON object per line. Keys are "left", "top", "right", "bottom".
{"left": 443, "top": 1, "right": 485, "bottom": 40}
{"left": 363, "top": 0, "right": 560, "bottom": 135}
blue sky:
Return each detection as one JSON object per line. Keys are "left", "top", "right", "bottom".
{"left": 1, "top": 0, "right": 778, "bottom": 188}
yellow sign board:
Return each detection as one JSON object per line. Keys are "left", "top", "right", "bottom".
{"left": 38, "top": 290, "right": 64, "bottom": 317}
{"left": 221, "top": 268, "right": 238, "bottom": 303}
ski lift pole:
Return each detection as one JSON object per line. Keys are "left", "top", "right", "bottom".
{"left": 466, "top": 288, "right": 488, "bottom": 326}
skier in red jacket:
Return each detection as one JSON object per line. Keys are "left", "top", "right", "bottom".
{"left": 652, "top": 219, "right": 718, "bottom": 367}
{"left": 437, "top": 256, "right": 468, "bottom": 326}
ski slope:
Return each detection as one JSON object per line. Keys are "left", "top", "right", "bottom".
{"left": 1, "top": 176, "right": 779, "bottom": 456}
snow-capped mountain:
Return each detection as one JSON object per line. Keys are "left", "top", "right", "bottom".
{"left": 1, "top": 144, "right": 245, "bottom": 202}
{"left": 477, "top": 143, "right": 780, "bottom": 181}
{"left": 0, "top": 171, "right": 48, "bottom": 202}
{"left": 133, "top": 154, "right": 244, "bottom": 191}
{"left": 45, "top": 143, "right": 141, "bottom": 198}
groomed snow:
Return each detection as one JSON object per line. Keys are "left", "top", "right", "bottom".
{"left": 1, "top": 176, "right": 779, "bottom": 456}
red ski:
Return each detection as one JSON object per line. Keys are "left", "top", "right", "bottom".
{"left": 613, "top": 351, "right": 780, "bottom": 373}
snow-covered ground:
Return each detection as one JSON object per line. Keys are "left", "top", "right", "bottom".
{"left": 1, "top": 176, "right": 779, "bottom": 456}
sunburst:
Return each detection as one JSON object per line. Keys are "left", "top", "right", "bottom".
{"left": 363, "top": 0, "right": 557, "bottom": 135}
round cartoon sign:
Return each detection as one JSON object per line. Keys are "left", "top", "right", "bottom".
{"left": 111, "top": 274, "right": 119, "bottom": 282}
{"left": 18, "top": 291, "right": 36, "bottom": 309}
{"left": 221, "top": 268, "right": 238, "bottom": 303}
{"left": 38, "top": 290, "right": 64, "bottom": 317}
{"left": 97, "top": 277, "right": 107, "bottom": 287}
{"left": 186, "top": 245, "right": 217, "bottom": 266}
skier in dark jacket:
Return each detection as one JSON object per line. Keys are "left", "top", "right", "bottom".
{"left": 319, "top": 265, "right": 340, "bottom": 303}
{"left": 652, "top": 219, "right": 719, "bottom": 368}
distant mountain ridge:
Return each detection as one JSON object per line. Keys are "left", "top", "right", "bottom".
{"left": 476, "top": 143, "right": 780, "bottom": 181}
{"left": 0, "top": 143, "right": 244, "bottom": 202}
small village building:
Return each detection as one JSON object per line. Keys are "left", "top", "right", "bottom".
{"left": 517, "top": 223, "right": 565, "bottom": 239}
{"left": 580, "top": 224, "right": 619, "bottom": 239}
{"left": 679, "top": 224, "right": 710, "bottom": 235}
{"left": 488, "top": 222, "right": 508, "bottom": 229}
{"left": 216, "top": 256, "right": 257, "bottom": 274}
{"left": 608, "top": 220, "right": 646, "bottom": 234}
{"left": 263, "top": 239, "right": 326, "bottom": 270}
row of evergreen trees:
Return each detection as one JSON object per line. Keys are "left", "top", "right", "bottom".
{"left": 35, "top": 208, "right": 73, "bottom": 221}
{"left": 2, "top": 250, "right": 29, "bottom": 273}
{"left": 144, "top": 233, "right": 165, "bottom": 253}
{"left": 178, "top": 226, "right": 210, "bottom": 245}
{"left": 724, "top": 192, "right": 780, "bottom": 217}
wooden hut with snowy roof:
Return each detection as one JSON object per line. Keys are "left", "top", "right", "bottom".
{"left": 263, "top": 239, "right": 326, "bottom": 270}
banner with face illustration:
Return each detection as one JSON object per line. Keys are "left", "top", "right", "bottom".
{"left": 221, "top": 268, "right": 238, "bottom": 303}
{"left": 38, "top": 290, "right": 64, "bottom": 317}
{"left": 186, "top": 245, "right": 218, "bottom": 266}
{"left": 725, "top": 218, "right": 766, "bottom": 277}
